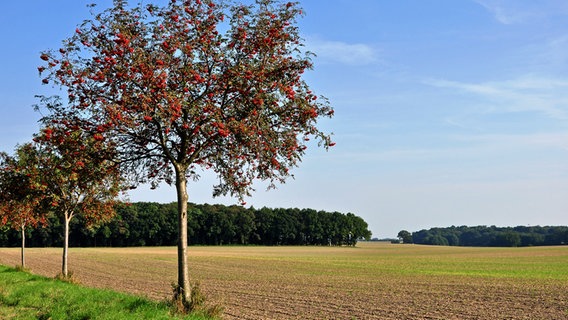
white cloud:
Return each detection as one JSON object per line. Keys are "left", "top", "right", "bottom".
{"left": 535, "top": 36, "right": 568, "bottom": 69}
{"left": 306, "top": 37, "right": 379, "bottom": 66}
{"left": 453, "top": 132, "right": 568, "bottom": 152}
{"left": 425, "top": 75, "right": 568, "bottom": 120}
{"left": 474, "top": 0, "right": 533, "bottom": 24}
{"left": 338, "top": 131, "right": 568, "bottom": 165}
{"left": 474, "top": 0, "right": 568, "bottom": 24}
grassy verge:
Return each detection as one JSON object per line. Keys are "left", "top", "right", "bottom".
{"left": 0, "top": 265, "right": 211, "bottom": 320}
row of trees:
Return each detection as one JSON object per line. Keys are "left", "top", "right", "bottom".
{"left": 0, "top": 202, "right": 372, "bottom": 247}
{"left": 1, "top": 0, "right": 335, "bottom": 309}
{"left": 0, "top": 127, "right": 122, "bottom": 275}
{"left": 398, "top": 225, "right": 568, "bottom": 247}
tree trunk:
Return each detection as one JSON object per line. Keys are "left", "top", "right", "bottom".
{"left": 20, "top": 225, "right": 26, "bottom": 269}
{"left": 174, "top": 164, "right": 191, "bottom": 306}
{"left": 62, "top": 211, "right": 71, "bottom": 277}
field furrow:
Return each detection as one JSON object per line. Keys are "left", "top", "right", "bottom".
{"left": 0, "top": 243, "right": 566, "bottom": 319}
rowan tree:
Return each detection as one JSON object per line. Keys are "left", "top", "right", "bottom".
{"left": 32, "top": 119, "right": 123, "bottom": 278}
{"left": 0, "top": 144, "right": 48, "bottom": 269}
{"left": 38, "top": 0, "right": 334, "bottom": 308}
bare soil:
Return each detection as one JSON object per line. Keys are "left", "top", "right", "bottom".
{"left": 1, "top": 244, "right": 566, "bottom": 319}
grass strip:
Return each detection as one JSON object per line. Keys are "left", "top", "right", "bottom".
{"left": 0, "top": 265, "right": 210, "bottom": 320}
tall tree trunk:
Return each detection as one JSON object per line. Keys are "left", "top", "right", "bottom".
{"left": 174, "top": 164, "right": 191, "bottom": 306}
{"left": 20, "top": 224, "right": 26, "bottom": 269}
{"left": 62, "top": 211, "right": 71, "bottom": 277}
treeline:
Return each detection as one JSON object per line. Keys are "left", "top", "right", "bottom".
{"left": 408, "top": 225, "right": 568, "bottom": 247}
{"left": 0, "top": 202, "right": 372, "bottom": 247}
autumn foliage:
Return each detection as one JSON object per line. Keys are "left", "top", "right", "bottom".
{"left": 32, "top": 119, "right": 123, "bottom": 277}
{"left": 33, "top": 125, "right": 120, "bottom": 219}
{"left": 38, "top": 0, "right": 333, "bottom": 309}
{"left": 39, "top": 0, "right": 334, "bottom": 196}
{"left": 0, "top": 145, "right": 46, "bottom": 230}
{"left": 0, "top": 144, "right": 48, "bottom": 268}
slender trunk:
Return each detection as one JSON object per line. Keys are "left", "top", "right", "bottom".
{"left": 62, "top": 211, "right": 71, "bottom": 277}
{"left": 20, "top": 225, "right": 25, "bottom": 269}
{"left": 174, "top": 164, "right": 191, "bottom": 305}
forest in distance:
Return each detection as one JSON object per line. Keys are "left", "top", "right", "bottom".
{"left": 397, "top": 225, "right": 568, "bottom": 247}
{"left": 0, "top": 202, "right": 372, "bottom": 248}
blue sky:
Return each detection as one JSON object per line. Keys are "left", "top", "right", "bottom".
{"left": 1, "top": 1, "right": 567, "bottom": 238}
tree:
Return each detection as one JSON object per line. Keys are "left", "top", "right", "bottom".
{"left": 427, "top": 234, "right": 449, "bottom": 246}
{"left": 347, "top": 213, "right": 371, "bottom": 245}
{"left": 0, "top": 144, "right": 48, "bottom": 269}
{"left": 38, "top": 0, "right": 333, "bottom": 308}
{"left": 397, "top": 230, "right": 412, "bottom": 244}
{"left": 492, "top": 231, "right": 521, "bottom": 247}
{"left": 228, "top": 205, "right": 255, "bottom": 245}
{"left": 33, "top": 124, "right": 122, "bottom": 278}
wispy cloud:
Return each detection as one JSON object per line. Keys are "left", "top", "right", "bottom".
{"left": 336, "top": 131, "right": 568, "bottom": 163}
{"left": 474, "top": 0, "right": 568, "bottom": 24}
{"left": 536, "top": 36, "right": 568, "bottom": 69}
{"left": 474, "top": 0, "right": 534, "bottom": 24}
{"left": 425, "top": 75, "right": 568, "bottom": 120}
{"left": 306, "top": 37, "right": 379, "bottom": 66}
{"left": 453, "top": 132, "right": 568, "bottom": 151}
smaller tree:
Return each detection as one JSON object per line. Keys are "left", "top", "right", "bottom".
{"left": 33, "top": 117, "right": 123, "bottom": 278}
{"left": 397, "top": 230, "right": 413, "bottom": 244}
{"left": 0, "top": 144, "right": 48, "bottom": 269}
{"left": 346, "top": 213, "right": 372, "bottom": 246}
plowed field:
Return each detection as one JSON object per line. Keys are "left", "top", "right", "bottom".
{"left": 1, "top": 243, "right": 567, "bottom": 319}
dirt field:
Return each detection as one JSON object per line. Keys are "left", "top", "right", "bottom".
{"left": 1, "top": 243, "right": 567, "bottom": 319}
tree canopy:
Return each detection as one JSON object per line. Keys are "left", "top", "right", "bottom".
{"left": 0, "top": 202, "right": 372, "bottom": 247}
{"left": 396, "top": 230, "right": 412, "bottom": 244}
{"left": 410, "top": 225, "right": 568, "bottom": 247}
{"left": 38, "top": 0, "right": 333, "bottom": 199}
{"left": 0, "top": 144, "right": 48, "bottom": 268}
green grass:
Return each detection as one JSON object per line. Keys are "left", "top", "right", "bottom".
{"left": 329, "top": 244, "right": 568, "bottom": 280}
{"left": 0, "top": 265, "right": 211, "bottom": 320}
{"left": 344, "top": 244, "right": 568, "bottom": 281}
{"left": 207, "top": 243, "right": 568, "bottom": 281}
{"left": 389, "top": 245, "right": 568, "bottom": 280}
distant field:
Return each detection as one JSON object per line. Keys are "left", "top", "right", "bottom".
{"left": 0, "top": 243, "right": 567, "bottom": 319}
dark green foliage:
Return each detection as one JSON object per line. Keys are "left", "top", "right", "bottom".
{"left": 411, "top": 225, "right": 568, "bottom": 247}
{"left": 397, "top": 230, "right": 413, "bottom": 244}
{"left": 0, "top": 202, "right": 372, "bottom": 247}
